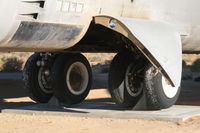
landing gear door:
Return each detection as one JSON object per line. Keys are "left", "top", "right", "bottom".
{"left": 95, "top": 17, "right": 182, "bottom": 87}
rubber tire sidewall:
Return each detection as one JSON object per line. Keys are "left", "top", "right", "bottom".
{"left": 23, "top": 53, "right": 53, "bottom": 103}
{"left": 52, "top": 53, "right": 92, "bottom": 105}
{"left": 144, "top": 64, "right": 181, "bottom": 110}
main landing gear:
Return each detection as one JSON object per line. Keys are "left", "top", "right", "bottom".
{"left": 23, "top": 53, "right": 92, "bottom": 105}
{"left": 23, "top": 50, "right": 180, "bottom": 109}
{"left": 108, "top": 50, "right": 180, "bottom": 110}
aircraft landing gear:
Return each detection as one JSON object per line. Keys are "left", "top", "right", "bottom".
{"left": 23, "top": 53, "right": 55, "bottom": 103}
{"left": 108, "top": 50, "right": 181, "bottom": 110}
{"left": 23, "top": 53, "right": 92, "bottom": 105}
{"left": 23, "top": 50, "right": 180, "bottom": 110}
{"left": 108, "top": 50, "right": 145, "bottom": 108}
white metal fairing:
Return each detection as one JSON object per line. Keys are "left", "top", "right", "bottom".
{"left": 0, "top": 0, "right": 20, "bottom": 44}
{"left": 95, "top": 16, "right": 182, "bottom": 87}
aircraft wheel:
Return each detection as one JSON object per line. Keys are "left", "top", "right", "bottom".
{"left": 51, "top": 53, "right": 92, "bottom": 105}
{"left": 144, "top": 64, "right": 181, "bottom": 110}
{"left": 108, "top": 50, "right": 145, "bottom": 108}
{"left": 23, "top": 53, "right": 54, "bottom": 103}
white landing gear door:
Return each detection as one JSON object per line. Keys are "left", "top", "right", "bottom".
{"left": 95, "top": 16, "right": 182, "bottom": 87}
{"left": 119, "top": 18, "right": 182, "bottom": 87}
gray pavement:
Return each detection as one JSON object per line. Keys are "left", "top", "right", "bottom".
{"left": 2, "top": 100, "right": 200, "bottom": 122}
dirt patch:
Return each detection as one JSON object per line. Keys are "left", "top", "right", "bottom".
{"left": 0, "top": 113, "right": 198, "bottom": 133}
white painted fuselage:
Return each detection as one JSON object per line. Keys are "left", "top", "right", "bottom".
{"left": 97, "top": 0, "right": 200, "bottom": 53}
{"left": 0, "top": 0, "right": 199, "bottom": 53}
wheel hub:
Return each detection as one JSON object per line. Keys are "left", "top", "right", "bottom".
{"left": 66, "top": 62, "right": 89, "bottom": 95}
{"left": 38, "top": 67, "right": 53, "bottom": 94}
{"left": 125, "top": 63, "right": 143, "bottom": 97}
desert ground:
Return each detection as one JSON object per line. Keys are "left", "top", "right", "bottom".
{"left": 0, "top": 53, "right": 200, "bottom": 133}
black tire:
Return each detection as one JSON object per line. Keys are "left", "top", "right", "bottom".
{"left": 51, "top": 53, "right": 92, "bottom": 105}
{"left": 23, "top": 53, "right": 53, "bottom": 103}
{"left": 144, "top": 64, "right": 181, "bottom": 110}
{"left": 109, "top": 50, "right": 145, "bottom": 108}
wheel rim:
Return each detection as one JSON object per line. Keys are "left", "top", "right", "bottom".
{"left": 38, "top": 67, "right": 53, "bottom": 94}
{"left": 125, "top": 64, "right": 143, "bottom": 97}
{"left": 162, "top": 76, "right": 179, "bottom": 98}
{"left": 66, "top": 62, "right": 89, "bottom": 95}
